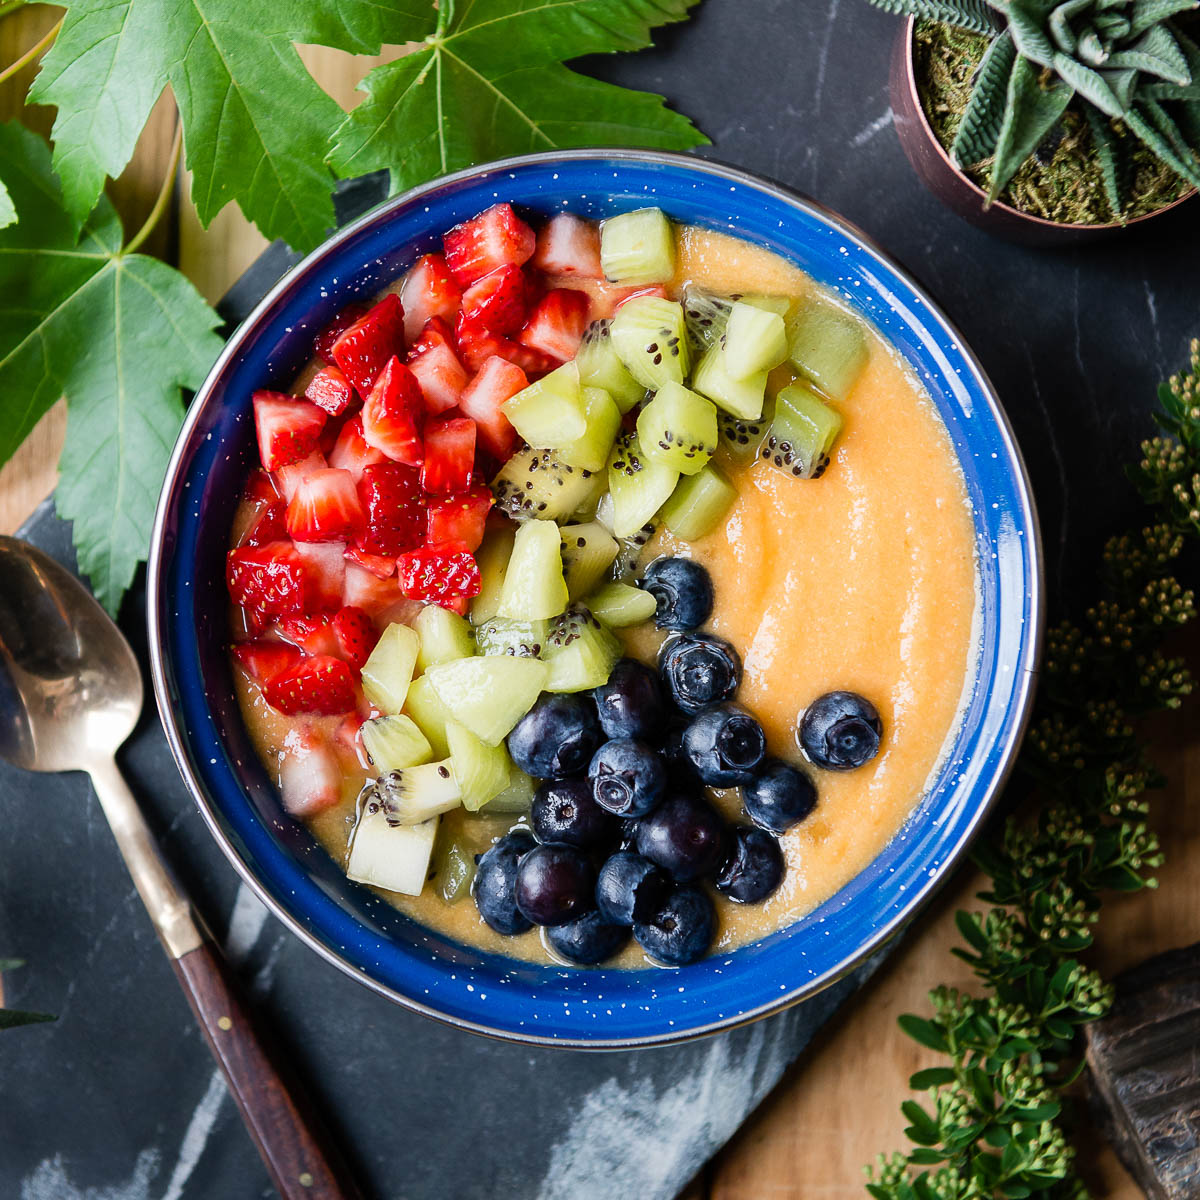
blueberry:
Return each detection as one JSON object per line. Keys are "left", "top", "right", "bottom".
{"left": 472, "top": 830, "right": 537, "bottom": 935}
{"left": 641, "top": 557, "right": 714, "bottom": 630}
{"left": 596, "top": 850, "right": 671, "bottom": 925}
{"left": 514, "top": 844, "right": 597, "bottom": 927}
{"left": 593, "top": 658, "right": 665, "bottom": 741}
{"left": 633, "top": 884, "right": 716, "bottom": 966}
{"left": 588, "top": 739, "right": 666, "bottom": 818}
{"left": 715, "top": 826, "right": 784, "bottom": 904}
{"left": 742, "top": 758, "right": 818, "bottom": 833}
{"left": 546, "top": 910, "right": 630, "bottom": 965}
{"left": 658, "top": 634, "right": 742, "bottom": 714}
{"left": 682, "top": 703, "right": 766, "bottom": 785}
{"left": 507, "top": 694, "right": 602, "bottom": 780}
{"left": 798, "top": 691, "right": 883, "bottom": 771}
{"left": 660, "top": 717, "right": 700, "bottom": 784}
{"left": 634, "top": 792, "right": 728, "bottom": 881}
{"left": 531, "top": 778, "right": 617, "bottom": 849}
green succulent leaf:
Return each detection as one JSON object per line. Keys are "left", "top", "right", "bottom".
{"left": 0, "top": 122, "right": 222, "bottom": 614}
{"left": 1053, "top": 51, "right": 1125, "bottom": 113}
{"left": 988, "top": 53, "right": 1075, "bottom": 201}
{"left": 867, "top": 0, "right": 1002, "bottom": 34}
{"left": 1048, "top": 0, "right": 1093, "bottom": 53}
{"left": 328, "top": 0, "right": 707, "bottom": 194}
{"left": 1005, "top": 2, "right": 1059, "bottom": 66}
{"left": 1106, "top": 22, "right": 1193, "bottom": 83}
{"left": 1085, "top": 105, "right": 1126, "bottom": 217}
{"left": 1126, "top": 100, "right": 1200, "bottom": 184}
{"left": 952, "top": 31, "right": 1018, "bottom": 164}
{"left": 1130, "top": 0, "right": 1200, "bottom": 37}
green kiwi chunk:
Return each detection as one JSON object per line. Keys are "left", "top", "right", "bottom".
{"left": 403, "top": 674, "right": 454, "bottom": 758}
{"left": 575, "top": 320, "right": 645, "bottom": 413}
{"left": 497, "top": 519, "right": 568, "bottom": 621}
{"left": 446, "top": 720, "right": 513, "bottom": 811}
{"left": 559, "top": 521, "right": 619, "bottom": 600}
{"left": 492, "top": 446, "right": 604, "bottom": 522}
{"left": 543, "top": 605, "right": 622, "bottom": 693}
{"left": 786, "top": 300, "right": 869, "bottom": 400}
{"left": 600, "top": 207, "right": 675, "bottom": 284}
{"left": 610, "top": 296, "right": 690, "bottom": 391}
{"left": 479, "top": 767, "right": 536, "bottom": 814}
{"left": 718, "top": 400, "right": 774, "bottom": 464}
{"left": 761, "top": 382, "right": 843, "bottom": 480}
{"left": 607, "top": 430, "right": 679, "bottom": 539}
{"left": 470, "top": 526, "right": 514, "bottom": 623}
{"left": 660, "top": 464, "right": 737, "bottom": 541}
{"left": 433, "top": 830, "right": 475, "bottom": 903}
{"left": 586, "top": 581, "right": 658, "bottom": 627}
{"left": 360, "top": 623, "right": 419, "bottom": 714}
{"left": 691, "top": 342, "right": 767, "bottom": 420}
{"left": 473, "top": 617, "right": 549, "bottom": 658}
{"left": 636, "top": 381, "right": 718, "bottom": 476}
{"left": 723, "top": 301, "right": 789, "bottom": 380}
{"left": 414, "top": 605, "right": 475, "bottom": 673}
{"left": 557, "top": 386, "right": 622, "bottom": 473}
{"left": 501, "top": 362, "right": 586, "bottom": 448}
{"left": 682, "top": 286, "right": 735, "bottom": 355}
{"left": 424, "top": 656, "right": 549, "bottom": 745}
{"left": 360, "top": 714, "right": 433, "bottom": 774}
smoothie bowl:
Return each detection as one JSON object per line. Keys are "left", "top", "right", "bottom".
{"left": 149, "top": 151, "right": 1041, "bottom": 1047}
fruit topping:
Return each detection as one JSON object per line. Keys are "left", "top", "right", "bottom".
{"left": 531, "top": 778, "right": 617, "bottom": 849}
{"left": 787, "top": 299, "right": 869, "bottom": 401}
{"left": 231, "top": 640, "right": 303, "bottom": 686}
{"left": 360, "top": 622, "right": 420, "bottom": 714}
{"left": 589, "top": 738, "right": 666, "bottom": 818}
{"left": 446, "top": 720, "right": 512, "bottom": 811}
{"left": 420, "top": 415, "right": 476, "bottom": 494}
{"left": 285, "top": 467, "right": 364, "bottom": 543}
{"left": 492, "top": 447, "right": 603, "bottom": 523}
{"left": 413, "top": 604, "right": 476, "bottom": 672}
{"left": 457, "top": 355, "right": 526, "bottom": 459}
{"left": 348, "top": 806, "right": 439, "bottom": 895}
{"left": 575, "top": 319, "right": 645, "bottom": 413}
{"left": 361, "top": 356, "right": 424, "bottom": 465}
{"left": 227, "top": 541, "right": 311, "bottom": 618}
{"left": 365, "top": 761, "right": 463, "bottom": 825}
{"left": 585, "top": 581, "right": 658, "bottom": 628}
{"left": 533, "top": 213, "right": 603, "bottom": 279}
{"left": 514, "top": 843, "right": 596, "bottom": 927}
{"left": 356, "top": 462, "right": 424, "bottom": 555}
{"left": 607, "top": 430, "right": 679, "bottom": 539}
{"left": 434, "top": 832, "right": 475, "bottom": 903}
{"left": 542, "top": 605, "right": 620, "bottom": 694}
{"left": 714, "top": 826, "right": 784, "bottom": 904}
{"left": 330, "top": 292, "right": 406, "bottom": 397}
{"left": 360, "top": 714, "right": 433, "bottom": 773}
{"left": 593, "top": 658, "right": 665, "bottom": 741}
{"left": 397, "top": 545, "right": 481, "bottom": 605}
{"left": 610, "top": 295, "right": 689, "bottom": 391}
{"left": 278, "top": 729, "right": 342, "bottom": 817}
{"left": 741, "top": 758, "right": 818, "bottom": 832}
{"left": 460, "top": 262, "right": 527, "bottom": 336}
{"left": 403, "top": 674, "right": 454, "bottom": 758}
{"left": 474, "top": 617, "right": 548, "bottom": 658}
{"left": 400, "top": 253, "right": 462, "bottom": 343}
{"left": 425, "top": 484, "right": 492, "bottom": 552}
{"left": 546, "top": 911, "right": 630, "bottom": 965}
{"left": 507, "top": 692, "right": 602, "bottom": 779}
{"left": 252, "top": 391, "right": 326, "bottom": 472}
{"left": 313, "top": 303, "right": 368, "bottom": 361}
{"left": 633, "top": 883, "right": 715, "bottom": 966}
{"left": 328, "top": 414, "right": 388, "bottom": 481}
{"left": 635, "top": 791, "right": 728, "bottom": 882}
{"left": 264, "top": 654, "right": 356, "bottom": 715}
{"left": 303, "top": 365, "right": 355, "bottom": 417}
{"left": 518, "top": 288, "right": 589, "bottom": 362}
{"left": 292, "top": 541, "right": 346, "bottom": 611}
{"left": 502, "top": 362, "right": 587, "bottom": 449}
{"left": 497, "top": 518, "right": 569, "bottom": 621}
{"left": 641, "top": 557, "right": 714, "bottom": 631}
{"left": 798, "top": 690, "right": 883, "bottom": 770}
{"left": 682, "top": 702, "right": 766, "bottom": 785}
{"left": 658, "top": 632, "right": 741, "bottom": 713}
{"left": 636, "top": 381, "right": 718, "bottom": 475}
{"left": 660, "top": 464, "right": 737, "bottom": 541}
{"left": 761, "top": 383, "right": 843, "bottom": 480}
{"left": 426, "top": 655, "right": 549, "bottom": 745}
{"left": 406, "top": 321, "right": 470, "bottom": 415}
{"left": 331, "top": 605, "right": 378, "bottom": 669}
{"left": 596, "top": 851, "right": 670, "bottom": 925}
{"left": 722, "top": 300, "right": 789, "bottom": 379}
{"left": 691, "top": 341, "right": 767, "bottom": 421}
{"left": 557, "top": 386, "right": 622, "bottom": 474}
{"left": 443, "top": 202, "right": 536, "bottom": 287}
{"left": 681, "top": 286, "right": 735, "bottom": 355}
{"left": 472, "top": 829, "right": 537, "bottom": 934}
{"left": 559, "top": 521, "right": 619, "bottom": 602}
{"left": 600, "top": 208, "right": 675, "bottom": 285}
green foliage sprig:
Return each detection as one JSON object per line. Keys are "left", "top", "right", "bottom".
{"left": 866, "top": 341, "right": 1200, "bottom": 1199}
{"left": 867, "top": 0, "right": 1200, "bottom": 215}
{"left": 0, "top": 958, "right": 54, "bottom": 1030}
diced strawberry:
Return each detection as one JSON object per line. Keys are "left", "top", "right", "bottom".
{"left": 253, "top": 391, "right": 326, "bottom": 472}
{"left": 343, "top": 562, "right": 421, "bottom": 627}
{"left": 361, "top": 356, "right": 423, "bottom": 465}
{"left": 426, "top": 484, "right": 493, "bottom": 552}
{"left": 356, "top": 461, "right": 425, "bottom": 555}
{"left": 231, "top": 640, "right": 304, "bottom": 686}
{"left": 239, "top": 499, "right": 287, "bottom": 548}
{"left": 286, "top": 467, "right": 365, "bottom": 543}
{"left": 455, "top": 316, "right": 558, "bottom": 379}
{"left": 333, "top": 713, "right": 370, "bottom": 769}
{"left": 332, "top": 606, "right": 379, "bottom": 670}
{"left": 330, "top": 293, "right": 406, "bottom": 397}
{"left": 292, "top": 541, "right": 346, "bottom": 611}
{"left": 459, "top": 264, "right": 527, "bottom": 336}
{"left": 409, "top": 314, "right": 458, "bottom": 356}
{"left": 266, "top": 654, "right": 357, "bottom": 716}
{"left": 518, "top": 289, "right": 589, "bottom": 362}
{"left": 400, "top": 254, "right": 462, "bottom": 343}
{"left": 279, "top": 728, "right": 343, "bottom": 816}
{"left": 408, "top": 327, "right": 470, "bottom": 415}
{"left": 344, "top": 545, "right": 397, "bottom": 579}
{"left": 277, "top": 614, "right": 340, "bottom": 657}
{"left": 443, "top": 203, "right": 536, "bottom": 287}
{"left": 327, "top": 415, "right": 387, "bottom": 482}
{"left": 441, "top": 595, "right": 471, "bottom": 617}
{"left": 303, "top": 365, "right": 355, "bottom": 417}
{"left": 533, "top": 213, "right": 603, "bottom": 278}
{"left": 458, "top": 356, "right": 527, "bottom": 459}
{"left": 243, "top": 468, "right": 279, "bottom": 505}
{"left": 314, "top": 303, "right": 368, "bottom": 361}
{"left": 397, "top": 544, "right": 482, "bottom": 604}
{"left": 227, "top": 542, "right": 312, "bottom": 618}
{"left": 614, "top": 285, "right": 668, "bottom": 310}
{"left": 421, "top": 416, "right": 476, "bottom": 494}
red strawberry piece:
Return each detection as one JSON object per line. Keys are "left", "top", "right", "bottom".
{"left": 459, "top": 263, "right": 527, "bottom": 336}
{"left": 327, "top": 414, "right": 387, "bottom": 481}
{"left": 343, "top": 545, "right": 396, "bottom": 579}
{"left": 292, "top": 541, "right": 346, "bottom": 611}
{"left": 409, "top": 314, "right": 458, "bottom": 356}
{"left": 614, "top": 284, "right": 668, "bottom": 310}
{"left": 330, "top": 293, "right": 406, "bottom": 397}
{"left": 396, "top": 544, "right": 482, "bottom": 604}
{"left": 243, "top": 468, "right": 279, "bottom": 505}
{"left": 426, "top": 484, "right": 493, "bottom": 552}
{"left": 443, "top": 203, "right": 536, "bottom": 287}
{"left": 458, "top": 355, "right": 527, "bottom": 459}
{"left": 277, "top": 614, "right": 340, "bottom": 657}
{"left": 273, "top": 449, "right": 328, "bottom": 503}
{"left": 333, "top": 713, "right": 370, "bottom": 769}
{"left": 227, "top": 541, "right": 312, "bottom": 618}
{"left": 278, "top": 728, "right": 344, "bottom": 816}
{"left": 441, "top": 595, "right": 471, "bottom": 616}
{"left": 342, "top": 562, "right": 420, "bottom": 626}
{"left": 313, "top": 303, "right": 368, "bottom": 361}
{"left": 253, "top": 390, "right": 326, "bottom": 472}
{"left": 361, "top": 356, "right": 424, "bottom": 465}
{"left": 532, "top": 213, "right": 603, "bottom": 278}
{"left": 399, "top": 253, "right": 462, "bottom": 343}
{"left": 266, "top": 655, "right": 357, "bottom": 718}
{"left": 231, "top": 640, "right": 304, "bottom": 686}
{"left": 455, "top": 315, "right": 558, "bottom": 379}
{"left": 356, "top": 461, "right": 425, "bottom": 555}
{"left": 239, "top": 500, "right": 287, "bottom": 548}
{"left": 421, "top": 416, "right": 476, "bottom": 494}
{"left": 286, "top": 467, "right": 365, "bottom": 543}
{"left": 303, "top": 365, "right": 355, "bottom": 417}
{"left": 408, "top": 328, "right": 470, "bottom": 415}
{"left": 331, "top": 605, "right": 379, "bottom": 670}
{"left": 518, "top": 289, "right": 589, "bottom": 362}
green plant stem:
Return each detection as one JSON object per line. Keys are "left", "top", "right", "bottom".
{"left": 123, "top": 123, "right": 181, "bottom": 256}
{"left": 0, "top": 13, "right": 61, "bottom": 88}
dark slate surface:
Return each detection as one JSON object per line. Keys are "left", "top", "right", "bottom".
{"left": 2, "top": 2, "right": 1199, "bottom": 1198}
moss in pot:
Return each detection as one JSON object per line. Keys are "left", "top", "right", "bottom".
{"left": 873, "top": 0, "right": 1200, "bottom": 241}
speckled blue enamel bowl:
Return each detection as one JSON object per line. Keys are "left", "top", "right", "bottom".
{"left": 149, "top": 151, "right": 1041, "bottom": 1048}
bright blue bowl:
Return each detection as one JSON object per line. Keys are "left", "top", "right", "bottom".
{"left": 149, "top": 151, "right": 1042, "bottom": 1048}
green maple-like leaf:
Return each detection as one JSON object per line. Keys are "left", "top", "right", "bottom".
{"left": 329, "top": 0, "right": 708, "bottom": 194}
{"left": 0, "top": 122, "right": 223, "bottom": 614}
{"left": 30, "top": 0, "right": 430, "bottom": 251}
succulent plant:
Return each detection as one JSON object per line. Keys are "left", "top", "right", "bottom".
{"left": 871, "top": 0, "right": 1200, "bottom": 216}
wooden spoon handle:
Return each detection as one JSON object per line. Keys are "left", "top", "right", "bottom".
{"left": 170, "top": 939, "right": 362, "bottom": 1199}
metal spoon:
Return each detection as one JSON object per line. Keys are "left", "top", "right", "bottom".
{"left": 0, "top": 536, "right": 359, "bottom": 1199}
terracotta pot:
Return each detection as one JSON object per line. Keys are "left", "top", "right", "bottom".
{"left": 889, "top": 16, "right": 1197, "bottom": 246}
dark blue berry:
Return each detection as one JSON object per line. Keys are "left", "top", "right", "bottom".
{"left": 472, "top": 830, "right": 536, "bottom": 935}
{"left": 682, "top": 703, "right": 766, "bottom": 785}
{"left": 633, "top": 884, "right": 715, "bottom": 966}
{"left": 640, "top": 557, "right": 714, "bottom": 630}
{"left": 507, "top": 694, "right": 602, "bottom": 780}
{"left": 799, "top": 691, "right": 882, "bottom": 770}
{"left": 715, "top": 826, "right": 784, "bottom": 903}
{"left": 588, "top": 739, "right": 666, "bottom": 818}
{"left": 531, "top": 778, "right": 617, "bottom": 849}
{"left": 742, "top": 758, "right": 817, "bottom": 833}
{"left": 660, "top": 717, "right": 700, "bottom": 784}
{"left": 546, "top": 910, "right": 630, "bottom": 965}
{"left": 593, "top": 658, "right": 665, "bottom": 740}
{"left": 514, "top": 843, "right": 596, "bottom": 927}
{"left": 658, "top": 634, "right": 741, "bottom": 714}
{"left": 634, "top": 792, "right": 728, "bottom": 881}
{"left": 596, "top": 850, "right": 671, "bottom": 925}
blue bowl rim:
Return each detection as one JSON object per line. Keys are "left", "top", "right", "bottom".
{"left": 147, "top": 148, "right": 1043, "bottom": 1049}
